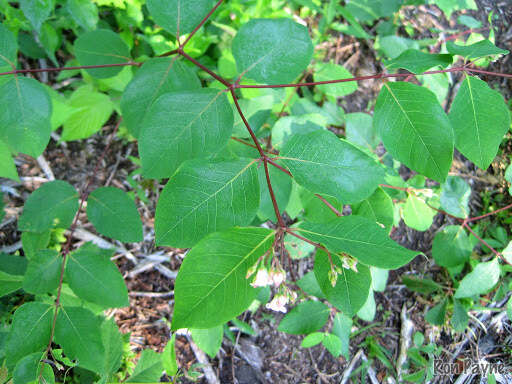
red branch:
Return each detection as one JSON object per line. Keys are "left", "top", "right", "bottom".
{"left": 181, "top": 0, "right": 224, "bottom": 47}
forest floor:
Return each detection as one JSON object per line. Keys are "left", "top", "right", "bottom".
{"left": 1, "top": 1, "right": 511, "bottom": 383}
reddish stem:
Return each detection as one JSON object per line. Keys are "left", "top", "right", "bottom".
{"left": 180, "top": 50, "right": 231, "bottom": 87}
{"left": 0, "top": 62, "right": 141, "bottom": 76}
{"left": 314, "top": 194, "right": 342, "bottom": 217}
{"left": 267, "top": 158, "right": 292, "bottom": 177}
{"left": 464, "top": 67, "right": 512, "bottom": 79}
{"left": 264, "top": 160, "right": 286, "bottom": 227}
{"left": 182, "top": 0, "right": 224, "bottom": 47}
{"left": 462, "top": 221, "right": 512, "bottom": 266}
{"left": 467, "top": 202, "right": 512, "bottom": 222}
{"left": 230, "top": 136, "right": 274, "bottom": 154}
{"left": 286, "top": 228, "right": 335, "bottom": 269}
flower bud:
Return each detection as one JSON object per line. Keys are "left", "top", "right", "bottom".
{"left": 328, "top": 269, "right": 338, "bottom": 287}
{"left": 250, "top": 268, "right": 270, "bottom": 288}
{"left": 269, "top": 268, "right": 286, "bottom": 287}
{"left": 265, "top": 294, "right": 288, "bottom": 313}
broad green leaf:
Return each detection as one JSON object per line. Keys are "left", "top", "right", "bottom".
{"left": 402, "top": 275, "right": 442, "bottom": 294}
{"left": 352, "top": 187, "right": 394, "bottom": 230}
{"left": 432, "top": 226, "right": 472, "bottom": 267}
{"left": 101, "top": 318, "right": 123, "bottom": 378}
{"left": 370, "top": 267, "right": 388, "bottom": 292}
{"left": 314, "top": 249, "right": 371, "bottom": 316}
{"left": 121, "top": 58, "right": 201, "bottom": 138}
{"left": 301, "top": 332, "right": 324, "bottom": 348}
{"left": 440, "top": 176, "right": 470, "bottom": 218}
{"left": 126, "top": 349, "right": 163, "bottom": 383}
{"left": 233, "top": 18, "right": 313, "bottom": 85}
{"left": 0, "top": 253, "right": 28, "bottom": 275}
{"left": 87, "top": 187, "right": 143, "bottom": 243}
{"left": 425, "top": 299, "right": 447, "bottom": 326}
{"left": 139, "top": 89, "right": 233, "bottom": 179}
{"left": 291, "top": 99, "right": 343, "bottom": 126}
{"left": 18, "top": 180, "right": 79, "bottom": 232}
{"left": 374, "top": 82, "right": 454, "bottom": 183}
{"left": 155, "top": 158, "right": 259, "bottom": 248}
{"left": 278, "top": 301, "right": 329, "bottom": 335}
{"left": 146, "top": 0, "right": 216, "bottom": 36}
{"left": 504, "top": 241, "right": 512, "bottom": 265}
{"left": 271, "top": 113, "right": 327, "bottom": 150}
{"left": 55, "top": 306, "right": 105, "bottom": 372}
{"left": 21, "top": 231, "right": 51, "bottom": 260}
{"left": 66, "top": 0, "right": 99, "bottom": 31}
{"left": 451, "top": 299, "right": 469, "bottom": 332}
{"left": 449, "top": 76, "right": 511, "bottom": 170}
{"left": 285, "top": 231, "right": 315, "bottom": 260}
{"left": 281, "top": 130, "right": 384, "bottom": 203}
{"left": 402, "top": 194, "right": 436, "bottom": 231}
{"left": 357, "top": 290, "right": 376, "bottom": 321}
{"left": 298, "top": 216, "right": 418, "bottom": 269}
{"left": 66, "top": 243, "right": 128, "bottom": 309}
{"left": 323, "top": 333, "right": 343, "bottom": 358}
{"left": 257, "top": 162, "right": 292, "bottom": 222}
{"left": 190, "top": 326, "right": 223, "bottom": 358}
{"left": 0, "top": 24, "right": 17, "bottom": 73}
{"left": 296, "top": 271, "right": 325, "bottom": 299}
{"left": 19, "top": 0, "right": 54, "bottom": 33}
{"left": 13, "top": 352, "right": 54, "bottom": 384}
{"left": 172, "top": 228, "right": 274, "bottom": 329}
{"left": 301, "top": 191, "right": 342, "bottom": 224}
{"left": 0, "top": 140, "right": 18, "bottom": 181}
{"left": 0, "top": 77, "right": 52, "bottom": 157}
{"left": 446, "top": 40, "right": 508, "bottom": 60}
{"left": 345, "top": 112, "right": 378, "bottom": 150}
{"left": 22, "top": 250, "right": 61, "bottom": 294}
{"left": 454, "top": 258, "right": 501, "bottom": 298}
{"left": 345, "top": 0, "right": 401, "bottom": 22}
{"left": 314, "top": 62, "right": 358, "bottom": 97}
{"left": 0, "top": 271, "right": 23, "bottom": 298}
{"left": 376, "top": 35, "right": 419, "bottom": 59}
{"left": 61, "top": 85, "right": 114, "bottom": 141}
{"left": 434, "top": 0, "right": 476, "bottom": 18}
{"left": 384, "top": 49, "right": 452, "bottom": 73}
{"left": 232, "top": 95, "right": 273, "bottom": 138}
{"left": 162, "top": 335, "right": 178, "bottom": 377}
{"left": 5, "top": 302, "right": 53, "bottom": 368}
{"left": 74, "top": 29, "right": 130, "bottom": 78}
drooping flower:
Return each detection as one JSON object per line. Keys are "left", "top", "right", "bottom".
{"left": 269, "top": 267, "right": 286, "bottom": 287}
{"left": 250, "top": 268, "right": 271, "bottom": 288}
{"left": 266, "top": 294, "right": 288, "bottom": 313}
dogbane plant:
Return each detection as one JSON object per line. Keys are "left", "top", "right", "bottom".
{"left": 0, "top": 0, "right": 511, "bottom": 382}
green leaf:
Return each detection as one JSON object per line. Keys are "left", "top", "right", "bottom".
{"left": 155, "top": 158, "right": 260, "bottom": 248}
{"left": 345, "top": 112, "right": 379, "bottom": 150}
{"left": 162, "top": 335, "right": 178, "bottom": 377}
{"left": 172, "top": 228, "right": 274, "bottom": 329}
{"left": 451, "top": 299, "right": 469, "bottom": 332}
{"left": 301, "top": 332, "right": 325, "bottom": 348}
{"left": 139, "top": 89, "right": 233, "bottom": 178}
{"left": 18, "top": 180, "right": 79, "bottom": 233}
{"left": 281, "top": 130, "right": 384, "bottom": 203}
{"left": 0, "top": 253, "right": 28, "bottom": 276}
{"left": 299, "top": 216, "right": 418, "bottom": 269}
{"left": 101, "top": 318, "right": 123, "bottom": 378}
{"left": 19, "top": 0, "right": 54, "bottom": 33}
{"left": 271, "top": 113, "right": 327, "bottom": 150}
{"left": 0, "top": 140, "right": 18, "bottom": 181}
{"left": 352, "top": 187, "right": 394, "bottom": 230}
{"left": 435, "top": 0, "right": 477, "bottom": 19}
{"left": 74, "top": 29, "right": 131, "bottom": 79}
{"left": 66, "top": 243, "right": 129, "bottom": 309}
{"left": 232, "top": 95, "right": 273, "bottom": 138}
{"left": 507, "top": 297, "right": 512, "bottom": 322}
{"left": 278, "top": 301, "right": 329, "bottom": 335}
{"left": 0, "top": 77, "right": 52, "bottom": 157}
{"left": 87, "top": 187, "right": 143, "bottom": 243}
{"left": 454, "top": 258, "right": 501, "bottom": 298}
{"left": 402, "top": 275, "right": 442, "bottom": 294}
{"left": 66, "top": 0, "right": 98, "bottom": 31}
{"left": 22, "top": 250, "right": 61, "bottom": 294}
{"left": 449, "top": 75, "right": 511, "bottom": 170}
{"left": 146, "top": 0, "right": 216, "bottom": 36}
{"left": 402, "top": 194, "right": 436, "bottom": 231}
{"left": 314, "top": 249, "right": 371, "bottom": 316}
{"left": 190, "top": 326, "right": 223, "bottom": 358}
{"left": 55, "top": 306, "right": 105, "bottom": 372}
{"left": 314, "top": 62, "right": 358, "bottom": 97}
{"left": 425, "top": 299, "right": 447, "bottom": 326}
{"left": 384, "top": 49, "right": 452, "bottom": 73}
{"left": 345, "top": 0, "right": 401, "bottom": 22}
{"left": 21, "top": 231, "right": 51, "bottom": 260}
{"left": 357, "top": 290, "right": 376, "bottom": 321}
{"left": 0, "top": 271, "right": 23, "bottom": 298}
{"left": 61, "top": 85, "right": 114, "bottom": 141}
{"left": 370, "top": 267, "right": 388, "bottom": 292}
{"left": 233, "top": 18, "right": 313, "bottom": 85}
{"left": 297, "top": 271, "right": 325, "bottom": 299}
{"left": 504, "top": 241, "right": 512, "bottom": 265}
{"left": 446, "top": 40, "right": 509, "bottom": 60}
{"left": 13, "top": 352, "right": 54, "bottom": 384}
{"left": 332, "top": 312, "right": 351, "bottom": 359}
{"left": 322, "top": 333, "right": 343, "bottom": 358}
{"left": 121, "top": 58, "right": 200, "bottom": 138}
{"left": 0, "top": 24, "right": 17, "bottom": 73}
{"left": 440, "top": 176, "right": 471, "bottom": 218}
{"left": 432, "top": 226, "right": 472, "bottom": 267}
{"left": 5, "top": 302, "right": 53, "bottom": 368}
{"left": 374, "top": 82, "right": 454, "bottom": 183}
{"left": 126, "top": 349, "right": 163, "bottom": 383}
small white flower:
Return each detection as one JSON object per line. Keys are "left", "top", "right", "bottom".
{"left": 250, "top": 268, "right": 270, "bottom": 288}
{"left": 266, "top": 294, "right": 288, "bottom": 313}
{"left": 269, "top": 268, "right": 286, "bottom": 287}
